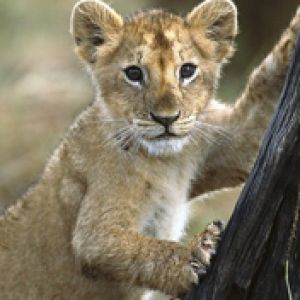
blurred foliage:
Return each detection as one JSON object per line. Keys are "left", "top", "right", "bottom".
{"left": 0, "top": 0, "right": 298, "bottom": 221}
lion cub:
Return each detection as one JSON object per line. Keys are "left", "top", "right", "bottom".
{"left": 0, "top": 0, "right": 299, "bottom": 299}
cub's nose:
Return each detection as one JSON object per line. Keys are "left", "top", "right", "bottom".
{"left": 150, "top": 111, "right": 180, "bottom": 127}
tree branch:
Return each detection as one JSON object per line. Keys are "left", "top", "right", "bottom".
{"left": 184, "top": 31, "right": 300, "bottom": 300}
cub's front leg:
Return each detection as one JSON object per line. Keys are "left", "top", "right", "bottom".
{"left": 72, "top": 193, "right": 223, "bottom": 297}
{"left": 191, "top": 7, "right": 300, "bottom": 196}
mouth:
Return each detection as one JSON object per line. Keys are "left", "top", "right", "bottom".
{"left": 155, "top": 132, "right": 178, "bottom": 139}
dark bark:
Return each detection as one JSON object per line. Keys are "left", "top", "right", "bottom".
{"left": 184, "top": 32, "right": 300, "bottom": 300}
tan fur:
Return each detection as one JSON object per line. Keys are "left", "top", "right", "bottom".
{"left": 0, "top": 0, "right": 299, "bottom": 299}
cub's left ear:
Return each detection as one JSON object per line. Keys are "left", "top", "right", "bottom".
{"left": 186, "top": 0, "right": 238, "bottom": 62}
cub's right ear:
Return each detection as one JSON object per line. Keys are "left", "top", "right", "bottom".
{"left": 70, "top": 0, "right": 123, "bottom": 64}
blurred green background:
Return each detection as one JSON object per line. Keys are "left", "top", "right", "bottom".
{"left": 0, "top": 0, "right": 298, "bottom": 223}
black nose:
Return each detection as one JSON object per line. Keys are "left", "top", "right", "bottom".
{"left": 150, "top": 111, "right": 180, "bottom": 127}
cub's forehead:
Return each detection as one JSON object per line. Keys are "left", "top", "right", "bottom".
{"left": 123, "top": 10, "right": 189, "bottom": 49}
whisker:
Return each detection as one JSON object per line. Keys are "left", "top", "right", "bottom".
{"left": 188, "top": 134, "right": 199, "bottom": 147}
{"left": 176, "top": 115, "right": 196, "bottom": 125}
{"left": 191, "top": 127, "right": 222, "bottom": 146}
{"left": 114, "top": 128, "right": 132, "bottom": 140}
{"left": 194, "top": 121, "right": 231, "bottom": 141}
{"left": 102, "top": 126, "right": 132, "bottom": 147}
{"left": 195, "top": 121, "right": 226, "bottom": 132}
{"left": 133, "top": 119, "right": 156, "bottom": 126}
{"left": 131, "top": 132, "right": 142, "bottom": 153}
{"left": 119, "top": 130, "right": 136, "bottom": 150}
{"left": 100, "top": 119, "right": 128, "bottom": 123}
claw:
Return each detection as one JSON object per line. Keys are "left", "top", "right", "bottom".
{"left": 197, "top": 268, "right": 207, "bottom": 278}
{"left": 212, "top": 220, "right": 224, "bottom": 230}
{"left": 189, "top": 220, "right": 225, "bottom": 280}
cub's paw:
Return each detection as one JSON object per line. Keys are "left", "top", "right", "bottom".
{"left": 189, "top": 220, "right": 224, "bottom": 278}
{"left": 169, "top": 263, "right": 199, "bottom": 299}
{"left": 284, "top": 7, "right": 300, "bottom": 54}
{"left": 169, "top": 221, "right": 224, "bottom": 298}
{"left": 293, "top": 6, "right": 300, "bottom": 29}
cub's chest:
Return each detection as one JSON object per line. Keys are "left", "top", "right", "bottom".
{"left": 139, "top": 188, "right": 189, "bottom": 242}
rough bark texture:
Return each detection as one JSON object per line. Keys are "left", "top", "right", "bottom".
{"left": 184, "top": 33, "right": 300, "bottom": 300}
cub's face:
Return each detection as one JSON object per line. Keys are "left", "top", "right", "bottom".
{"left": 71, "top": 0, "right": 237, "bottom": 155}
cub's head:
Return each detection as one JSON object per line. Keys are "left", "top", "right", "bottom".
{"left": 70, "top": 0, "right": 237, "bottom": 156}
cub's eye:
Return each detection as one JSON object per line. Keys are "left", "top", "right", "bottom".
{"left": 180, "top": 63, "right": 197, "bottom": 80}
{"left": 124, "top": 66, "right": 144, "bottom": 83}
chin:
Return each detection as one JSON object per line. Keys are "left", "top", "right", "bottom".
{"left": 140, "top": 136, "right": 190, "bottom": 156}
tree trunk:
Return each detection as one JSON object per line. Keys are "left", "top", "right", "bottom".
{"left": 184, "top": 32, "right": 300, "bottom": 300}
